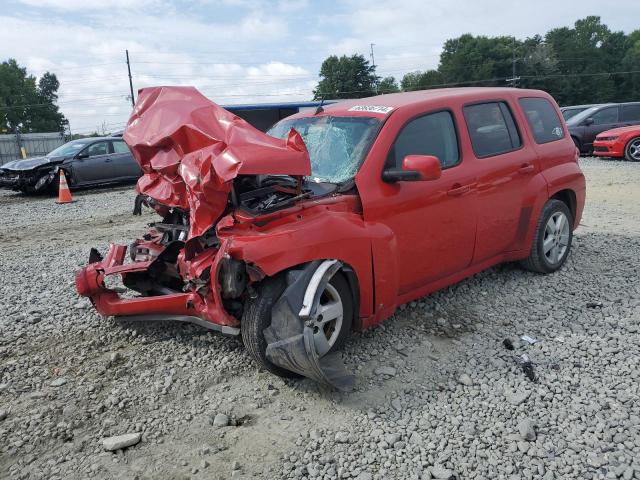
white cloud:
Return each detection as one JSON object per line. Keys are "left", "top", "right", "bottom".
{"left": 0, "top": 9, "right": 310, "bottom": 134}
{"left": 17, "top": 0, "right": 158, "bottom": 10}
{"left": 3, "top": 0, "right": 640, "bottom": 134}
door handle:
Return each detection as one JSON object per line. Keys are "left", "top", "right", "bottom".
{"left": 447, "top": 183, "right": 471, "bottom": 196}
{"left": 105, "top": 158, "right": 112, "bottom": 163}
{"left": 518, "top": 163, "right": 535, "bottom": 174}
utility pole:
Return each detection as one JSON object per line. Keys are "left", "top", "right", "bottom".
{"left": 506, "top": 37, "right": 520, "bottom": 88}
{"left": 370, "top": 43, "right": 378, "bottom": 94}
{"left": 126, "top": 49, "right": 135, "bottom": 107}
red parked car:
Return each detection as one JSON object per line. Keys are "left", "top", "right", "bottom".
{"left": 592, "top": 125, "right": 640, "bottom": 161}
{"left": 76, "top": 86, "right": 586, "bottom": 389}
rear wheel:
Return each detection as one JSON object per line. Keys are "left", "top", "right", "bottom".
{"left": 624, "top": 136, "right": 640, "bottom": 162}
{"left": 241, "top": 271, "right": 353, "bottom": 377}
{"left": 520, "top": 199, "right": 573, "bottom": 274}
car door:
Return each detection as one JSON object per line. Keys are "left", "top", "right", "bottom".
{"left": 110, "top": 140, "right": 142, "bottom": 179}
{"left": 71, "top": 140, "right": 113, "bottom": 184}
{"left": 362, "top": 110, "right": 477, "bottom": 296}
{"left": 463, "top": 100, "right": 539, "bottom": 263}
{"left": 582, "top": 106, "right": 620, "bottom": 148}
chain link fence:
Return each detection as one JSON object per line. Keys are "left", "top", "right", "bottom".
{"left": 0, "top": 132, "right": 66, "bottom": 166}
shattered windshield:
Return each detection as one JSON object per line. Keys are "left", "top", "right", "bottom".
{"left": 268, "top": 115, "right": 381, "bottom": 183}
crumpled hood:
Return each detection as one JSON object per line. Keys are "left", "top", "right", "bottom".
{"left": 123, "top": 86, "right": 311, "bottom": 239}
{"left": 1, "top": 156, "right": 61, "bottom": 171}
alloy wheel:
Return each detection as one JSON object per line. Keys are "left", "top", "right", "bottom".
{"left": 628, "top": 138, "right": 640, "bottom": 161}
{"left": 310, "top": 283, "right": 344, "bottom": 357}
{"left": 543, "top": 212, "right": 570, "bottom": 265}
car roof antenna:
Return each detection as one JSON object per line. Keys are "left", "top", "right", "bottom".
{"left": 315, "top": 95, "right": 326, "bottom": 115}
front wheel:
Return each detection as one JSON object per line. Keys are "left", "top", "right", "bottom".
{"left": 241, "top": 271, "right": 353, "bottom": 378}
{"left": 520, "top": 199, "right": 573, "bottom": 274}
{"left": 624, "top": 136, "right": 640, "bottom": 162}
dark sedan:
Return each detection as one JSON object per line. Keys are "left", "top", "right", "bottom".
{"left": 567, "top": 102, "right": 640, "bottom": 155}
{"left": 0, "top": 136, "right": 141, "bottom": 194}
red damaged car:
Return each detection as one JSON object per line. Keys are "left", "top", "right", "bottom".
{"left": 76, "top": 87, "right": 585, "bottom": 389}
{"left": 593, "top": 125, "right": 640, "bottom": 161}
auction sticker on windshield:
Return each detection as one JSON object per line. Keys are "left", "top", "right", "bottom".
{"left": 348, "top": 105, "right": 394, "bottom": 114}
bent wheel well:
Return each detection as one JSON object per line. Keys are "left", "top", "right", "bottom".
{"left": 270, "top": 261, "right": 361, "bottom": 331}
{"left": 550, "top": 189, "right": 576, "bottom": 226}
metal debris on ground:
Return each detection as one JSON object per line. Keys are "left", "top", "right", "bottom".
{"left": 520, "top": 335, "right": 539, "bottom": 345}
{"left": 515, "top": 354, "right": 538, "bottom": 382}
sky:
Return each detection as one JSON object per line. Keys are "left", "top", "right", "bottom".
{"left": 1, "top": 0, "right": 639, "bottom": 135}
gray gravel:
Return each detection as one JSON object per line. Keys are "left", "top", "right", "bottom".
{"left": 1, "top": 158, "right": 639, "bottom": 479}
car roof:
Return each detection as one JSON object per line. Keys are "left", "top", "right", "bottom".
{"left": 561, "top": 104, "right": 606, "bottom": 110}
{"left": 285, "top": 87, "right": 553, "bottom": 120}
{"left": 71, "top": 136, "right": 118, "bottom": 142}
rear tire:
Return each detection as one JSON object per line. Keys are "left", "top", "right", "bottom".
{"left": 241, "top": 270, "right": 354, "bottom": 378}
{"left": 520, "top": 199, "right": 573, "bottom": 274}
{"left": 624, "top": 136, "right": 640, "bottom": 162}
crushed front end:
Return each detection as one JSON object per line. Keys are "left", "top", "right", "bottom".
{"left": 74, "top": 86, "right": 355, "bottom": 390}
{"left": 75, "top": 199, "right": 242, "bottom": 335}
{"left": 0, "top": 162, "right": 58, "bottom": 193}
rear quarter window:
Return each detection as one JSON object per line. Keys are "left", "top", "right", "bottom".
{"left": 621, "top": 104, "right": 640, "bottom": 122}
{"left": 463, "top": 101, "right": 521, "bottom": 158}
{"left": 112, "top": 140, "right": 131, "bottom": 154}
{"left": 518, "top": 97, "right": 565, "bottom": 144}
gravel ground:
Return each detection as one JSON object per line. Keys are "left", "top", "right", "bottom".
{"left": 0, "top": 157, "right": 638, "bottom": 480}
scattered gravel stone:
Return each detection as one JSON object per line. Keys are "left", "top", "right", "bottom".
{"left": 334, "top": 431, "right": 350, "bottom": 443}
{"left": 1, "top": 159, "right": 638, "bottom": 479}
{"left": 430, "top": 464, "right": 456, "bottom": 479}
{"left": 0, "top": 409, "right": 7, "bottom": 421}
{"left": 102, "top": 433, "right": 141, "bottom": 451}
{"left": 212, "top": 413, "right": 229, "bottom": 427}
{"left": 457, "top": 373, "right": 473, "bottom": 386}
{"left": 49, "top": 377, "right": 68, "bottom": 387}
{"left": 505, "top": 389, "right": 530, "bottom": 406}
{"left": 355, "top": 473, "right": 373, "bottom": 480}
{"left": 517, "top": 418, "right": 537, "bottom": 441}
{"left": 374, "top": 366, "right": 397, "bottom": 376}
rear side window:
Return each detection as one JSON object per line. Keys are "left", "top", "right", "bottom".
{"left": 621, "top": 104, "right": 640, "bottom": 122}
{"left": 519, "top": 97, "right": 565, "bottom": 144}
{"left": 112, "top": 141, "right": 130, "bottom": 154}
{"left": 591, "top": 106, "right": 618, "bottom": 125}
{"left": 386, "top": 110, "right": 460, "bottom": 169}
{"left": 85, "top": 141, "right": 110, "bottom": 157}
{"left": 463, "top": 102, "right": 521, "bottom": 157}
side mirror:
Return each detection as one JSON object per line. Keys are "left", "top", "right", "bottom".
{"left": 583, "top": 117, "right": 594, "bottom": 126}
{"left": 382, "top": 155, "right": 442, "bottom": 183}
{"left": 76, "top": 152, "right": 89, "bottom": 159}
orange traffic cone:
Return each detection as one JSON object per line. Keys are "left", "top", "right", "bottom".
{"left": 56, "top": 169, "right": 75, "bottom": 204}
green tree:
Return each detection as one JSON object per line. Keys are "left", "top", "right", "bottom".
{"left": 0, "top": 59, "right": 66, "bottom": 133}
{"left": 401, "top": 70, "right": 444, "bottom": 90}
{"left": 620, "top": 30, "right": 640, "bottom": 100}
{"left": 313, "top": 54, "right": 378, "bottom": 99}
{"left": 321, "top": 17, "right": 638, "bottom": 105}
{"left": 378, "top": 76, "right": 400, "bottom": 93}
